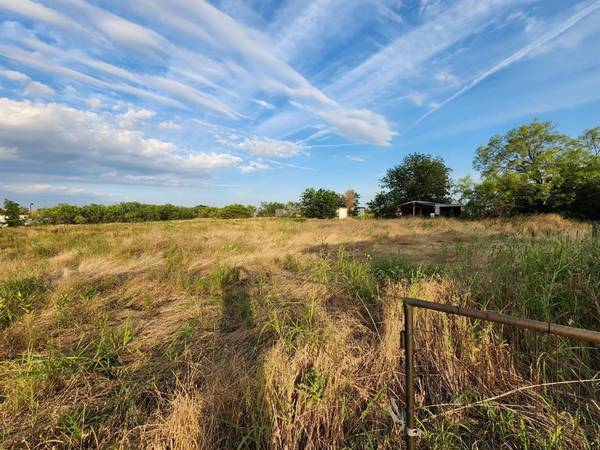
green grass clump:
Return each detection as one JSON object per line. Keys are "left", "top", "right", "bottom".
{"left": 369, "top": 256, "right": 415, "bottom": 282}
{"left": 0, "top": 276, "right": 47, "bottom": 329}
{"left": 317, "top": 249, "right": 378, "bottom": 302}
{"left": 0, "top": 323, "right": 135, "bottom": 412}
{"left": 261, "top": 299, "right": 317, "bottom": 348}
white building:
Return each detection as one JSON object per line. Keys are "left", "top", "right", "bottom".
{"left": 337, "top": 207, "right": 348, "bottom": 219}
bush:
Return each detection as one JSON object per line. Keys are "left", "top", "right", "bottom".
{"left": 218, "top": 204, "right": 255, "bottom": 219}
{"left": 33, "top": 202, "right": 205, "bottom": 225}
{"left": 299, "top": 188, "right": 343, "bottom": 219}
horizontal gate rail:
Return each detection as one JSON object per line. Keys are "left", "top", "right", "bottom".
{"left": 401, "top": 297, "right": 600, "bottom": 450}
{"left": 403, "top": 297, "right": 600, "bottom": 344}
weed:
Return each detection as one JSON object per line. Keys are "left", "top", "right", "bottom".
{"left": 0, "top": 276, "right": 46, "bottom": 329}
{"left": 296, "top": 368, "right": 325, "bottom": 402}
{"left": 165, "top": 321, "right": 196, "bottom": 360}
{"left": 58, "top": 407, "right": 98, "bottom": 447}
{"left": 369, "top": 256, "right": 415, "bottom": 282}
{"left": 93, "top": 321, "right": 135, "bottom": 373}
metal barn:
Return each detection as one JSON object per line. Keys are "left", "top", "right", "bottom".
{"left": 399, "top": 201, "right": 462, "bottom": 217}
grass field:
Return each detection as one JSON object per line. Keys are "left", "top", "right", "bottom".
{"left": 0, "top": 215, "right": 598, "bottom": 449}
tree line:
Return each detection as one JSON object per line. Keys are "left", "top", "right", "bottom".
{"left": 2, "top": 120, "right": 597, "bottom": 226}
{"left": 369, "top": 120, "right": 599, "bottom": 220}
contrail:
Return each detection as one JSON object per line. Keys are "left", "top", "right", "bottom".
{"left": 411, "top": 0, "right": 600, "bottom": 128}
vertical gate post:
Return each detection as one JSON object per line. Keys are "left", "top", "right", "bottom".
{"left": 403, "top": 302, "right": 416, "bottom": 450}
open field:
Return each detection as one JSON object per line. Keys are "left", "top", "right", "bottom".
{"left": 0, "top": 215, "right": 599, "bottom": 449}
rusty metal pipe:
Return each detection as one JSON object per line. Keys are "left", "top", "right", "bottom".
{"left": 403, "top": 297, "right": 600, "bottom": 344}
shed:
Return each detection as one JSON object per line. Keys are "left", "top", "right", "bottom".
{"left": 399, "top": 201, "right": 462, "bottom": 217}
{"left": 337, "top": 207, "right": 348, "bottom": 219}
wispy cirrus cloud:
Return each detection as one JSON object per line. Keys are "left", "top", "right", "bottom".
{"left": 238, "top": 137, "right": 304, "bottom": 158}
{"left": 0, "top": 69, "right": 29, "bottom": 81}
{"left": 413, "top": 0, "right": 600, "bottom": 126}
{"left": 23, "top": 80, "right": 54, "bottom": 96}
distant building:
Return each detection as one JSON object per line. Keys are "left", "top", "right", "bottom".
{"left": 398, "top": 201, "right": 462, "bottom": 217}
{"left": 337, "top": 207, "right": 348, "bottom": 219}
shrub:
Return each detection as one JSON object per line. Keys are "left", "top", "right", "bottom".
{"left": 218, "top": 204, "right": 255, "bottom": 219}
{"left": 299, "top": 188, "right": 343, "bottom": 219}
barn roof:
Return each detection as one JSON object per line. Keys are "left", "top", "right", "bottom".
{"left": 399, "top": 201, "right": 462, "bottom": 207}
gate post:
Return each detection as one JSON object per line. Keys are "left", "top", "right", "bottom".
{"left": 403, "top": 302, "right": 416, "bottom": 450}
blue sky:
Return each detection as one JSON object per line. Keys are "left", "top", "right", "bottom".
{"left": 0, "top": 0, "right": 599, "bottom": 207}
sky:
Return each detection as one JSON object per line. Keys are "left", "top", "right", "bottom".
{"left": 0, "top": 0, "right": 599, "bottom": 208}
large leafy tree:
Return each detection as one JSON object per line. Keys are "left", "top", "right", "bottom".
{"left": 369, "top": 153, "right": 452, "bottom": 217}
{"left": 299, "top": 188, "right": 343, "bottom": 219}
{"left": 464, "top": 120, "right": 599, "bottom": 218}
{"left": 474, "top": 120, "right": 569, "bottom": 213}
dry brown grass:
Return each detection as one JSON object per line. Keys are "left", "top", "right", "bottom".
{"left": 0, "top": 215, "right": 597, "bottom": 449}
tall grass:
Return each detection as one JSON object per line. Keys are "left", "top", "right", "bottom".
{"left": 451, "top": 236, "right": 600, "bottom": 328}
{"left": 0, "top": 216, "right": 598, "bottom": 448}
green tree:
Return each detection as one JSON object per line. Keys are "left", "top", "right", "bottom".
{"left": 474, "top": 120, "right": 569, "bottom": 214}
{"left": 368, "top": 153, "right": 452, "bottom": 217}
{"left": 368, "top": 191, "right": 398, "bottom": 218}
{"left": 299, "top": 188, "right": 343, "bottom": 219}
{"left": 580, "top": 126, "right": 600, "bottom": 156}
{"left": 3, "top": 199, "right": 23, "bottom": 227}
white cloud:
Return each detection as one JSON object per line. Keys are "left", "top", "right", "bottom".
{"left": 158, "top": 121, "right": 182, "bottom": 130}
{"left": 318, "top": 108, "right": 396, "bottom": 145}
{"left": 406, "top": 90, "right": 425, "bottom": 107}
{"left": 23, "top": 80, "right": 55, "bottom": 96}
{"left": 240, "top": 160, "right": 271, "bottom": 173}
{"left": 118, "top": 108, "right": 156, "bottom": 129}
{"left": 86, "top": 97, "right": 102, "bottom": 108}
{"left": 125, "top": 0, "right": 392, "bottom": 143}
{"left": 253, "top": 99, "right": 275, "bottom": 109}
{"left": 0, "top": 43, "right": 183, "bottom": 108}
{"left": 0, "top": 0, "right": 85, "bottom": 33}
{"left": 0, "top": 97, "right": 242, "bottom": 176}
{"left": 238, "top": 137, "right": 304, "bottom": 158}
{"left": 0, "top": 69, "right": 29, "bottom": 81}
{"left": 345, "top": 155, "right": 366, "bottom": 162}
{"left": 434, "top": 70, "right": 460, "bottom": 86}
{"left": 2, "top": 183, "right": 117, "bottom": 198}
